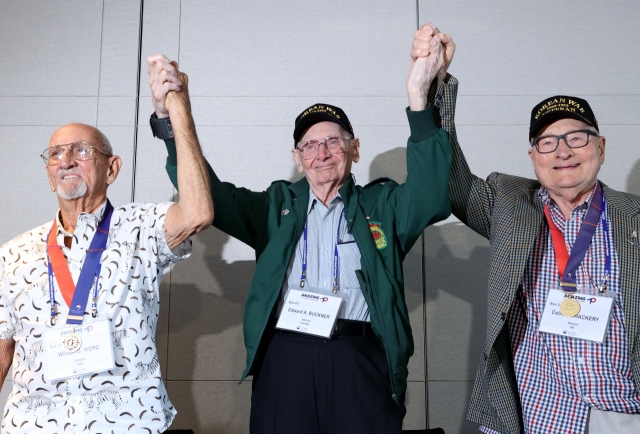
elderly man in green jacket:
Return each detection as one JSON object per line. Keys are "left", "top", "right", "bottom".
{"left": 146, "top": 34, "right": 452, "bottom": 434}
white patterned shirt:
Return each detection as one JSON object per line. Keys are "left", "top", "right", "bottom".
{"left": 0, "top": 200, "right": 191, "bottom": 434}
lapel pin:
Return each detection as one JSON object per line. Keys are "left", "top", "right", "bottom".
{"left": 281, "top": 209, "right": 289, "bottom": 215}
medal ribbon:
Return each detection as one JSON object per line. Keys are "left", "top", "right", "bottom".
{"left": 300, "top": 207, "right": 346, "bottom": 294}
{"left": 47, "top": 200, "right": 114, "bottom": 325}
{"left": 543, "top": 183, "right": 606, "bottom": 292}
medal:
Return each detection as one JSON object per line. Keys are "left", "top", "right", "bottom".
{"left": 62, "top": 334, "right": 82, "bottom": 353}
{"left": 559, "top": 297, "right": 580, "bottom": 317}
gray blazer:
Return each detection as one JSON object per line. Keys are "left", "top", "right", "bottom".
{"left": 431, "top": 76, "right": 640, "bottom": 433}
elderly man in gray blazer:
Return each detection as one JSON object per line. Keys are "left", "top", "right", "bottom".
{"left": 411, "top": 23, "right": 640, "bottom": 434}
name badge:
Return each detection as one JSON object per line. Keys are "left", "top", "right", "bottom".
{"left": 43, "top": 319, "right": 115, "bottom": 382}
{"left": 276, "top": 289, "right": 342, "bottom": 338}
{"left": 539, "top": 289, "right": 614, "bottom": 343}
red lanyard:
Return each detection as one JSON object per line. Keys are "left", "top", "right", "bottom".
{"left": 47, "top": 223, "right": 76, "bottom": 307}
{"left": 543, "top": 205, "right": 570, "bottom": 277}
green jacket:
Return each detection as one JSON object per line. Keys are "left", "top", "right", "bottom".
{"left": 162, "top": 108, "right": 452, "bottom": 400}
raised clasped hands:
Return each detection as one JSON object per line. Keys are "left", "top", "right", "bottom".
{"left": 147, "top": 54, "right": 191, "bottom": 119}
{"left": 406, "top": 23, "right": 456, "bottom": 111}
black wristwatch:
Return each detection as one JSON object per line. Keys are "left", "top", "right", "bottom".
{"left": 150, "top": 112, "right": 174, "bottom": 140}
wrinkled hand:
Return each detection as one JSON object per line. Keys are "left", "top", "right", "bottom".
{"left": 147, "top": 54, "right": 183, "bottom": 118}
{"left": 164, "top": 71, "right": 191, "bottom": 117}
{"left": 406, "top": 33, "right": 445, "bottom": 110}
{"left": 411, "top": 23, "right": 455, "bottom": 81}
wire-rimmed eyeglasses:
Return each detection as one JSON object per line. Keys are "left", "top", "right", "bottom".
{"left": 41, "top": 142, "right": 111, "bottom": 165}
{"left": 296, "top": 135, "right": 351, "bottom": 160}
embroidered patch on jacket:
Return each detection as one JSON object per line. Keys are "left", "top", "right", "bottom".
{"left": 369, "top": 221, "right": 388, "bottom": 250}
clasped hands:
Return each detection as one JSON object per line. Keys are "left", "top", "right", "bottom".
{"left": 406, "top": 23, "right": 456, "bottom": 111}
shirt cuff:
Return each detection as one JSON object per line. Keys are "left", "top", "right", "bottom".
{"left": 406, "top": 105, "right": 439, "bottom": 142}
{"left": 154, "top": 202, "right": 193, "bottom": 268}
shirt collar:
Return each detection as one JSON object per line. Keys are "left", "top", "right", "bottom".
{"left": 307, "top": 190, "right": 343, "bottom": 215}
{"left": 538, "top": 183, "right": 598, "bottom": 216}
{"left": 55, "top": 200, "right": 108, "bottom": 238}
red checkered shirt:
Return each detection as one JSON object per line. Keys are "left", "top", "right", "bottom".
{"left": 482, "top": 185, "right": 640, "bottom": 434}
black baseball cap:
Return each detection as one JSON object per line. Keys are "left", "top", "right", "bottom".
{"left": 529, "top": 95, "right": 598, "bottom": 139}
{"left": 293, "top": 103, "right": 354, "bottom": 144}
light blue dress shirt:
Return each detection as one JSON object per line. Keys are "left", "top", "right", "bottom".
{"left": 279, "top": 190, "right": 370, "bottom": 321}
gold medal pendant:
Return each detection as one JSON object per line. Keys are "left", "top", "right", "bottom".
{"left": 62, "top": 334, "right": 82, "bottom": 353}
{"left": 559, "top": 298, "right": 581, "bottom": 317}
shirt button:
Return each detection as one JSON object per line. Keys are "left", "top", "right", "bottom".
{"left": 577, "top": 357, "right": 585, "bottom": 365}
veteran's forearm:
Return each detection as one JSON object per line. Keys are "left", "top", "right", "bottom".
{"left": 165, "top": 107, "right": 214, "bottom": 247}
{"left": 0, "top": 339, "right": 14, "bottom": 389}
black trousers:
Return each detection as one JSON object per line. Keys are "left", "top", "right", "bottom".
{"left": 250, "top": 329, "right": 406, "bottom": 434}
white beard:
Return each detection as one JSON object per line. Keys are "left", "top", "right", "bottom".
{"left": 57, "top": 178, "right": 88, "bottom": 200}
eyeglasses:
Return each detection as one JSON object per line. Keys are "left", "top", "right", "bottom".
{"left": 41, "top": 142, "right": 110, "bottom": 165}
{"left": 531, "top": 129, "right": 599, "bottom": 154}
{"left": 296, "top": 136, "right": 351, "bottom": 160}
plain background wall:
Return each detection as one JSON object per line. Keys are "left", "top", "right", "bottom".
{"left": 1, "top": 1, "right": 639, "bottom": 433}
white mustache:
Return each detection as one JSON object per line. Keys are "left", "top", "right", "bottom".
{"left": 57, "top": 168, "right": 83, "bottom": 181}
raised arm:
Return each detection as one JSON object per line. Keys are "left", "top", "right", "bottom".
{"left": 147, "top": 54, "right": 268, "bottom": 250}
{"left": 147, "top": 55, "right": 214, "bottom": 248}
{"left": 380, "top": 33, "right": 452, "bottom": 254}
{"left": 411, "top": 24, "right": 495, "bottom": 240}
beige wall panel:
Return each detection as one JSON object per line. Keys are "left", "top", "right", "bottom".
{"left": 182, "top": 96, "right": 408, "bottom": 128}
{"left": 0, "top": 97, "right": 97, "bottom": 126}
{"left": 428, "top": 380, "right": 479, "bottom": 434}
{"left": 166, "top": 380, "right": 252, "bottom": 433}
{"left": 178, "top": 0, "right": 415, "bottom": 98}
{"left": 138, "top": 0, "right": 182, "bottom": 99}
{"left": 130, "top": 132, "right": 176, "bottom": 204}
{"left": 0, "top": 1, "right": 103, "bottom": 96}
{"left": 97, "top": 96, "right": 138, "bottom": 126}
{"left": 405, "top": 381, "right": 427, "bottom": 429}
{"left": 167, "top": 227, "right": 255, "bottom": 380}
{"left": 420, "top": 0, "right": 640, "bottom": 96}
{"left": 98, "top": 0, "right": 141, "bottom": 97}
{"left": 425, "top": 223, "right": 489, "bottom": 381}
{"left": 0, "top": 126, "right": 64, "bottom": 243}
{"left": 139, "top": 95, "right": 410, "bottom": 129}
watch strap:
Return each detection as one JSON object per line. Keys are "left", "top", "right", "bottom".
{"left": 150, "top": 112, "right": 174, "bottom": 140}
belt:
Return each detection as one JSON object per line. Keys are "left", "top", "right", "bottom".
{"left": 333, "top": 319, "right": 373, "bottom": 337}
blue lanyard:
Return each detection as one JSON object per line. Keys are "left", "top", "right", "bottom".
{"left": 300, "top": 207, "right": 346, "bottom": 294}
{"left": 47, "top": 200, "right": 113, "bottom": 325}
{"left": 600, "top": 195, "right": 611, "bottom": 292}
{"left": 545, "top": 183, "right": 610, "bottom": 293}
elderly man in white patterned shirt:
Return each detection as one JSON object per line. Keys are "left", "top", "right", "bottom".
{"left": 0, "top": 71, "right": 212, "bottom": 433}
